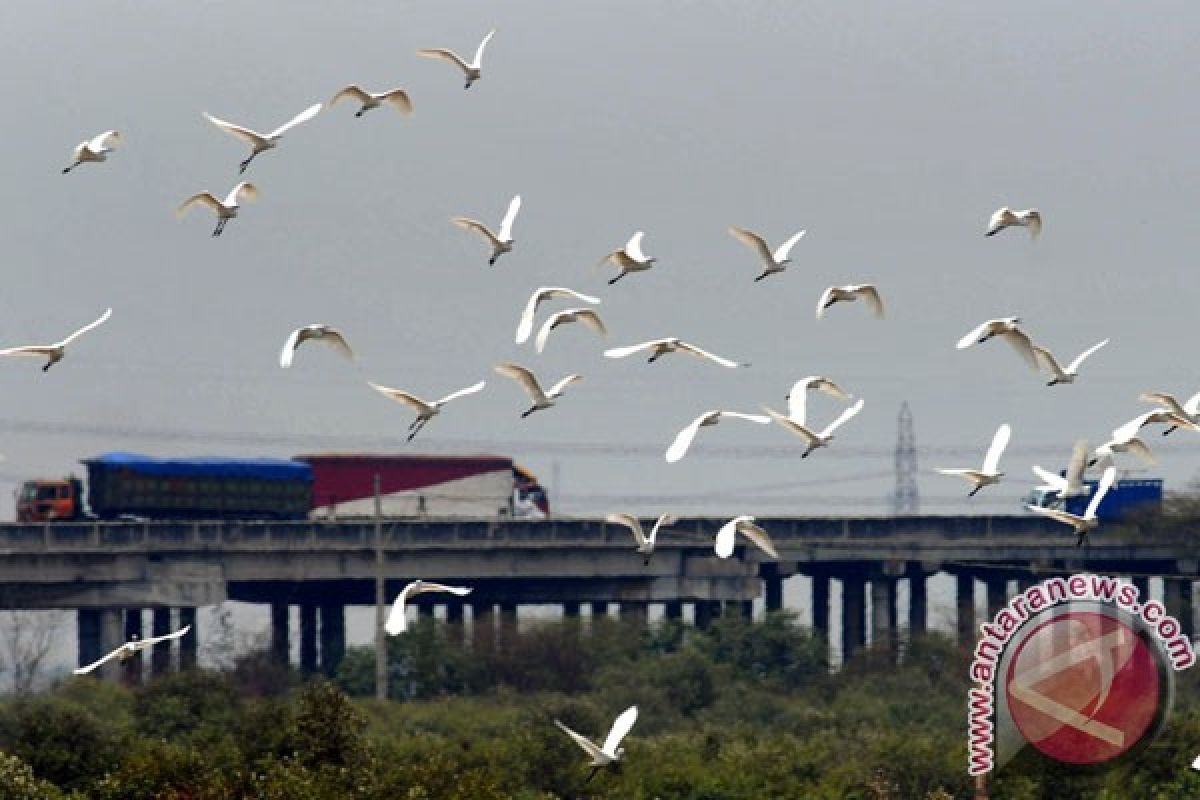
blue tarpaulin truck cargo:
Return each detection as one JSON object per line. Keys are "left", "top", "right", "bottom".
{"left": 1025, "top": 476, "right": 1162, "bottom": 520}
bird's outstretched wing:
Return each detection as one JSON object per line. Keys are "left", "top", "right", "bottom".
{"left": 1032, "top": 345, "right": 1065, "bottom": 379}
{"left": 666, "top": 413, "right": 709, "bottom": 463}
{"left": 58, "top": 308, "right": 112, "bottom": 347}
{"left": 606, "top": 513, "right": 647, "bottom": 546}
{"left": 762, "top": 407, "right": 818, "bottom": 444}
{"left": 381, "top": 89, "right": 413, "bottom": 113}
{"left": 472, "top": 29, "right": 496, "bottom": 67}
{"left": 604, "top": 340, "right": 664, "bottom": 359}
{"left": 820, "top": 397, "right": 865, "bottom": 438}
{"left": 417, "top": 48, "right": 471, "bottom": 74}
{"left": 176, "top": 192, "right": 222, "bottom": 218}
{"left": 1024, "top": 210, "right": 1042, "bottom": 239}
{"left": 1031, "top": 466, "right": 1068, "bottom": 493}
{"left": 714, "top": 516, "right": 747, "bottom": 558}
{"left": 720, "top": 411, "right": 771, "bottom": 425}
{"left": 436, "top": 380, "right": 487, "bottom": 406}
{"left": 545, "top": 374, "right": 582, "bottom": 397}
{"left": 368, "top": 381, "right": 431, "bottom": 413}
{"left": 73, "top": 646, "right": 127, "bottom": 675}
{"left": 494, "top": 362, "right": 547, "bottom": 403}
{"left": 982, "top": 423, "right": 1011, "bottom": 474}
{"left": 1085, "top": 466, "right": 1117, "bottom": 518}
{"left": 0, "top": 346, "right": 55, "bottom": 358}
{"left": 515, "top": 288, "right": 599, "bottom": 344}
{"left": 1064, "top": 338, "right": 1109, "bottom": 374}
{"left": 203, "top": 112, "right": 266, "bottom": 146}
{"left": 1140, "top": 391, "right": 1188, "bottom": 418}
{"left": 279, "top": 328, "right": 304, "bottom": 368}
{"left": 857, "top": 285, "right": 885, "bottom": 318}
{"left": 737, "top": 519, "right": 779, "bottom": 559}
{"left": 602, "top": 705, "right": 638, "bottom": 756}
{"left": 497, "top": 195, "right": 521, "bottom": 241}
{"left": 956, "top": 320, "right": 994, "bottom": 350}
{"left": 330, "top": 85, "right": 372, "bottom": 107}
{"left": 224, "top": 181, "right": 258, "bottom": 207}
{"left": 88, "top": 130, "right": 121, "bottom": 152}
{"left": 675, "top": 341, "right": 744, "bottom": 368}
{"left": 728, "top": 226, "right": 773, "bottom": 264}
{"left": 555, "top": 720, "right": 606, "bottom": 761}
{"left": 773, "top": 229, "right": 806, "bottom": 262}
{"left": 624, "top": 231, "right": 647, "bottom": 262}
{"left": 999, "top": 330, "right": 1039, "bottom": 372}
{"left": 1025, "top": 504, "right": 1086, "bottom": 530}
{"left": 143, "top": 625, "right": 192, "bottom": 647}
{"left": 451, "top": 217, "right": 500, "bottom": 247}
{"left": 267, "top": 103, "right": 323, "bottom": 138}
{"left": 815, "top": 287, "right": 836, "bottom": 319}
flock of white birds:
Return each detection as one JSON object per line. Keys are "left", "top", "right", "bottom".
{"left": 22, "top": 20, "right": 1200, "bottom": 779}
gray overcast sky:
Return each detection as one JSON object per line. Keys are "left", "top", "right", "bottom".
{"left": 2, "top": 0, "right": 1199, "bottom": 519}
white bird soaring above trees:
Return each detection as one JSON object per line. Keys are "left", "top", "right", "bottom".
{"left": 62, "top": 130, "right": 121, "bottom": 174}
{"left": 279, "top": 325, "right": 354, "bottom": 368}
{"left": 714, "top": 515, "right": 779, "bottom": 560}
{"left": 956, "top": 317, "right": 1039, "bottom": 372}
{"left": 0, "top": 308, "right": 112, "bottom": 372}
{"left": 603, "top": 338, "right": 747, "bottom": 369}
{"left": 606, "top": 513, "right": 676, "bottom": 565}
{"left": 385, "top": 580, "right": 472, "bottom": 635}
{"left": 535, "top": 308, "right": 607, "bottom": 353}
{"left": 452, "top": 195, "right": 521, "bottom": 266}
{"left": 986, "top": 207, "right": 1042, "bottom": 238}
{"left": 555, "top": 705, "right": 638, "bottom": 783}
{"left": 202, "top": 103, "right": 323, "bottom": 173}
{"left": 328, "top": 84, "right": 413, "bottom": 118}
{"left": 1032, "top": 439, "right": 1090, "bottom": 504}
{"left": 936, "top": 423, "right": 1012, "bottom": 496}
{"left": 368, "top": 379, "right": 486, "bottom": 441}
{"left": 728, "top": 225, "right": 806, "bottom": 282}
{"left": 762, "top": 397, "right": 865, "bottom": 459}
{"left": 493, "top": 362, "right": 582, "bottom": 417}
{"left": 1033, "top": 339, "right": 1109, "bottom": 386}
{"left": 418, "top": 29, "right": 495, "bottom": 89}
{"left": 1140, "top": 390, "right": 1200, "bottom": 436}
{"left": 783, "top": 376, "right": 850, "bottom": 427}
{"left": 176, "top": 181, "right": 258, "bottom": 237}
{"left": 815, "top": 284, "right": 884, "bottom": 320}
{"left": 1027, "top": 465, "right": 1116, "bottom": 547}
{"left": 598, "top": 231, "right": 656, "bottom": 285}
{"left": 665, "top": 410, "right": 771, "bottom": 463}
{"left": 74, "top": 625, "right": 190, "bottom": 675}
{"left": 514, "top": 287, "right": 600, "bottom": 345}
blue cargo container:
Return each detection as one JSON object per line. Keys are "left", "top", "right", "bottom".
{"left": 1025, "top": 477, "right": 1162, "bottom": 520}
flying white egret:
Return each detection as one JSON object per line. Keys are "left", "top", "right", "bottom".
{"left": 956, "top": 317, "right": 1039, "bottom": 372}
{"left": 1111, "top": 409, "right": 1199, "bottom": 444}
{"left": 452, "top": 195, "right": 521, "bottom": 266}
{"left": 598, "top": 231, "right": 655, "bottom": 285}
{"left": 936, "top": 423, "right": 1012, "bottom": 496}
{"left": 606, "top": 513, "right": 676, "bottom": 565}
{"left": 202, "top": 103, "right": 322, "bottom": 173}
{"left": 603, "top": 338, "right": 747, "bottom": 368}
{"left": 0, "top": 308, "right": 112, "bottom": 372}
{"left": 74, "top": 626, "right": 190, "bottom": 675}
{"left": 493, "top": 362, "right": 581, "bottom": 417}
{"left": 368, "top": 379, "right": 486, "bottom": 441}
{"left": 1026, "top": 465, "right": 1116, "bottom": 547}
{"left": 714, "top": 515, "right": 779, "bottom": 560}
{"left": 279, "top": 325, "right": 354, "bottom": 368}
{"left": 1089, "top": 421, "right": 1158, "bottom": 468}
{"left": 385, "top": 580, "right": 472, "bottom": 635}
{"left": 784, "top": 376, "right": 850, "bottom": 427}
{"left": 1033, "top": 339, "right": 1109, "bottom": 386}
{"left": 62, "top": 130, "right": 121, "bottom": 174}
{"left": 728, "top": 225, "right": 806, "bottom": 282}
{"left": 1140, "top": 390, "right": 1200, "bottom": 436}
{"left": 986, "top": 207, "right": 1041, "bottom": 238}
{"left": 328, "top": 85, "right": 412, "bottom": 118}
{"left": 1031, "top": 439, "right": 1090, "bottom": 504}
{"left": 514, "top": 287, "right": 600, "bottom": 344}
{"left": 815, "top": 284, "right": 884, "bottom": 320}
{"left": 665, "top": 410, "right": 771, "bottom": 463}
{"left": 176, "top": 181, "right": 258, "bottom": 237}
{"left": 555, "top": 705, "right": 638, "bottom": 783}
{"left": 534, "top": 308, "right": 607, "bottom": 354}
{"left": 762, "top": 397, "right": 865, "bottom": 459}
{"left": 417, "top": 29, "right": 496, "bottom": 89}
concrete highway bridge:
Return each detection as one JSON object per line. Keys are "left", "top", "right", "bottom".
{"left": 0, "top": 515, "right": 1194, "bottom": 678}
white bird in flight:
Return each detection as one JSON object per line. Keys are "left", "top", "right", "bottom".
{"left": 606, "top": 513, "right": 676, "bottom": 565}
{"left": 279, "top": 324, "right": 354, "bottom": 368}
{"left": 417, "top": 29, "right": 496, "bottom": 89}
{"left": 762, "top": 397, "right": 865, "bottom": 459}
{"left": 1033, "top": 339, "right": 1109, "bottom": 386}
{"left": 598, "top": 231, "right": 656, "bottom": 285}
{"left": 1140, "top": 390, "right": 1200, "bottom": 436}
{"left": 1026, "top": 465, "right": 1116, "bottom": 547}
{"left": 385, "top": 580, "right": 472, "bottom": 635}
{"left": 1111, "top": 409, "right": 1199, "bottom": 443}
{"left": 956, "top": 317, "right": 1039, "bottom": 372}
{"left": 728, "top": 225, "right": 806, "bottom": 282}
{"left": 936, "top": 423, "right": 1012, "bottom": 496}
{"left": 514, "top": 287, "right": 600, "bottom": 345}
{"left": 176, "top": 181, "right": 258, "bottom": 237}
{"left": 986, "top": 207, "right": 1042, "bottom": 239}
{"left": 368, "top": 379, "right": 487, "bottom": 441}
{"left": 0, "top": 308, "right": 112, "bottom": 372}
{"left": 328, "top": 85, "right": 412, "bottom": 118}
{"left": 1090, "top": 420, "right": 1158, "bottom": 468}
{"left": 714, "top": 515, "right": 779, "bottom": 560}
{"left": 202, "top": 103, "right": 323, "bottom": 173}
{"left": 665, "top": 410, "right": 771, "bottom": 463}
{"left": 815, "top": 284, "right": 884, "bottom": 320}
{"left": 1032, "top": 439, "right": 1090, "bottom": 504}
{"left": 603, "top": 338, "right": 747, "bottom": 369}
{"left": 74, "top": 625, "right": 190, "bottom": 675}
{"left": 555, "top": 705, "right": 638, "bottom": 783}
{"left": 62, "top": 130, "right": 121, "bottom": 174}
{"left": 784, "top": 376, "right": 850, "bottom": 427}
{"left": 535, "top": 308, "right": 607, "bottom": 354}
{"left": 452, "top": 195, "right": 521, "bottom": 266}
{"left": 493, "top": 362, "right": 582, "bottom": 417}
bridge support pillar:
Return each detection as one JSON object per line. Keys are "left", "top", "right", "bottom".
{"left": 739, "top": 600, "right": 754, "bottom": 619}
{"left": 319, "top": 604, "right": 345, "bottom": 677}
{"left": 887, "top": 577, "right": 899, "bottom": 660}
{"left": 907, "top": 566, "right": 927, "bottom": 635}
{"left": 123, "top": 609, "right": 143, "bottom": 684}
{"left": 271, "top": 602, "right": 289, "bottom": 666}
{"left": 1133, "top": 576, "right": 1150, "bottom": 602}
{"left": 956, "top": 574, "right": 975, "bottom": 646}
{"left": 870, "top": 578, "right": 890, "bottom": 650}
{"left": 472, "top": 603, "right": 495, "bottom": 653}
{"left": 445, "top": 599, "right": 465, "bottom": 625}
{"left": 812, "top": 572, "right": 830, "bottom": 644}
{"left": 300, "top": 604, "right": 317, "bottom": 674}
{"left": 499, "top": 602, "right": 517, "bottom": 648}
{"left": 620, "top": 602, "right": 648, "bottom": 626}
{"left": 1165, "top": 579, "right": 1194, "bottom": 639}
{"left": 842, "top": 572, "right": 865, "bottom": 661}
{"left": 99, "top": 609, "right": 123, "bottom": 680}
{"left": 78, "top": 609, "right": 101, "bottom": 672}
{"left": 178, "top": 608, "right": 197, "bottom": 670}
{"left": 563, "top": 601, "right": 580, "bottom": 618}
{"left": 151, "top": 607, "right": 172, "bottom": 675}
{"left": 694, "top": 601, "right": 716, "bottom": 630}
{"left": 763, "top": 564, "right": 783, "bottom": 612}
{"left": 985, "top": 576, "right": 1007, "bottom": 620}
{"left": 664, "top": 601, "right": 682, "bottom": 621}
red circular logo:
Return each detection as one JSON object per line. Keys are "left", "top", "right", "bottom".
{"left": 1005, "top": 611, "right": 1162, "bottom": 765}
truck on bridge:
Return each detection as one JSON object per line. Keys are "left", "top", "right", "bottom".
{"left": 1025, "top": 475, "right": 1162, "bottom": 520}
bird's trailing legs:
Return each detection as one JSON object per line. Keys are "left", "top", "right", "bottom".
{"left": 520, "top": 407, "right": 536, "bottom": 418}
{"left": 407, "top": 417, "right": 429, "bottom": 442}
{"left": 238, "top": 152, "right": 259, "bottom": 174}
{"left": 62, "top": 161, "right": 81, "bottom": 175}
{"left": 212, "top": 218, "right": 228, "bottom": 237}
{"left": 968, "top": 486, "right": 982, "bottom": 497}
{"left": 584, "top": 767, "right": 601, "bottom": 784}
{"left": 1075, "top": 532, "right": 1087, "bottom": 548}
{"left": 608, "top": 271, "right": 628, "bottom": 286}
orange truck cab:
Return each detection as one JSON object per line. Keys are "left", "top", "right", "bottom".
{"left": 15, "top": 478, "right": 84, "bottom": 522}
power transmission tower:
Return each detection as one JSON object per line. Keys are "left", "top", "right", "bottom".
{"left": 892, "top": 402, "right": 919, "bottom": 515}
